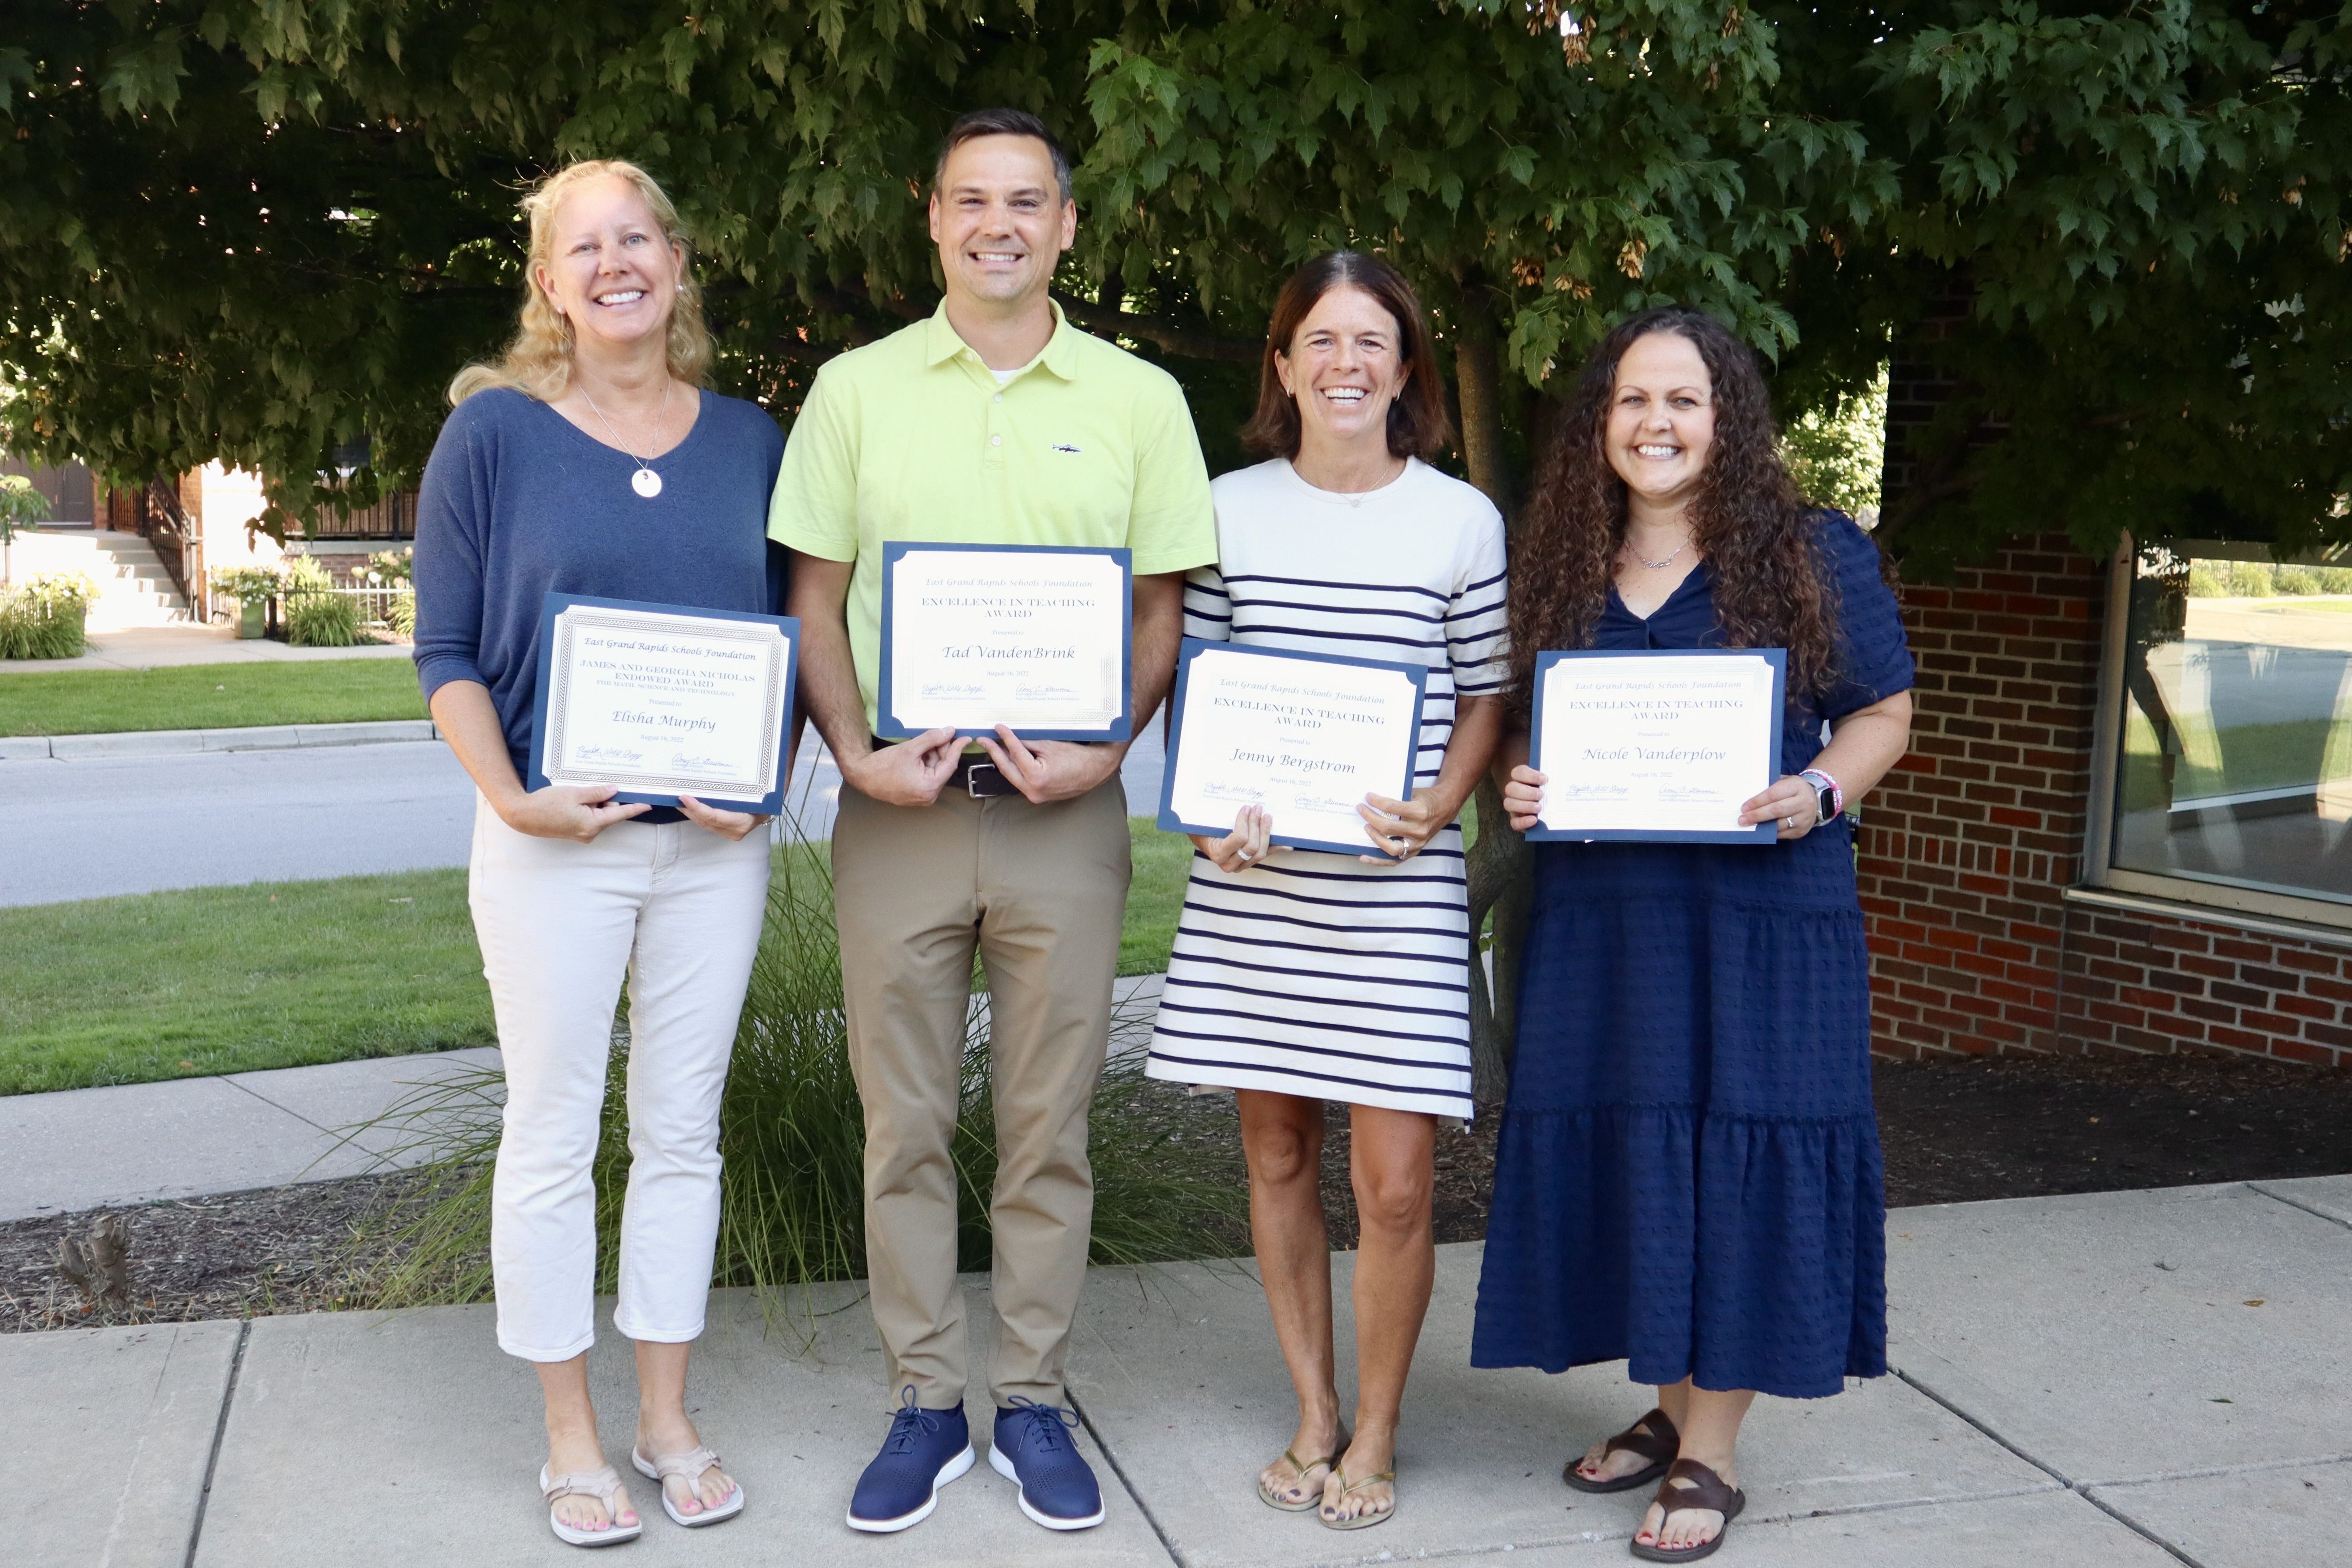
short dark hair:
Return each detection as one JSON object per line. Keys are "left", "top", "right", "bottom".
{"left": 933, "top": 108, "right": 1072, "bottom": 206}
{"left": 1240, "top": 250, "right": 1454, "bottom": 463}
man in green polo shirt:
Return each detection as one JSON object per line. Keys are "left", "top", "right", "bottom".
{"left": 773, "top": 108, "right": 1216, "bottom": 1534}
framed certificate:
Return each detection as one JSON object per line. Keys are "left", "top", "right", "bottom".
{"left": 1157, "top": 638, "right": 1429, "bottom": 857}
{"left": 1527, "top": 649, "right": 1785, "bottom": 843}
{"left": 528, "top": 593, "right": 800, "bottom": 814}
{"left": 876, "top": 543, "right": 1132, "bottom": 741}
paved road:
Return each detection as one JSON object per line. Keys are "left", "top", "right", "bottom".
{"left": 0, "top": 727, "right": 1169, "bottom": 907}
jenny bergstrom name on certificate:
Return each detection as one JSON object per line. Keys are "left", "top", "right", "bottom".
{"left": 880, "top": 544, "right": 1131, "bottom": 739}
{"left": 1159, "top": 640, "right": 1426, "bottom": 855}
{"left": 1531, "top": 650, "right": 1783, "bottom": 840}
{"left": 537, "top": 598, "right": 795, "bottom": 807}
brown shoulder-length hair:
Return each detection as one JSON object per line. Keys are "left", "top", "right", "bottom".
{"left": 1240, "top": 250, "right": 1453, "bottom": 461}
{"left": 1505, "top": 306, "right": 1839, "bottom": 719}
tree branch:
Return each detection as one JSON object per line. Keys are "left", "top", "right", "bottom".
{"left": 1052, "top": 295, "right": 1261, "bottom": 363}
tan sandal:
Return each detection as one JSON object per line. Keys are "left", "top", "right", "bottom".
{"left": 630, "top": 1442, "right": 744, "bottom": 1528}
{"left": 1256, "top": 1433, "right": 1346, "bottom": 1512}
{"left": 1318, "top": 1466, "right": 1396, "bottom": 1531}
{"left": 540, "top": 1464, "right": 643, "bottom": 1548}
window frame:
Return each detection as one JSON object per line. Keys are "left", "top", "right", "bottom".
{"left": 2080, "top": 530, "right": 2352, "bottom": 934}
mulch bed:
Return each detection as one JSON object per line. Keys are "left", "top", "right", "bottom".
{"left": 0, "top": 1171, "right": 428, "bottom": 1335}
{"left": 8, "top": 1048, "right": 2349, "bottom": 1334}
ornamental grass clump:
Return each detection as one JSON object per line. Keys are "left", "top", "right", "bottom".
{"left": 346, "top": 840, "right": 1245, "bottom": 1313}
{"left": 282, "top": 555, "right": 361, "bottom": 646}
{"left": 0, "top": 572, "right": 98, "bottom": 659}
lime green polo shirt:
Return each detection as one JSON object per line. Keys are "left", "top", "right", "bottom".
{"left": 767, "top": 300, "right": 1218, "bottom": 732}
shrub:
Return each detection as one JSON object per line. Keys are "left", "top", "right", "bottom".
{"left": 2275, "top": 565, "right": 2322, "bottom": 595}
{"left": 2320, "top": 567, "right": 2352, "bottom": 595}
{"left": 2186, "top": 563, "right": 2229, "bottom": 597}
{"left": 208, "top": 565, "right": 281, "bottom": 606}
{"left": 366, "top": 547, "right": 415, "bottom": 585}
{"left": 0, "top": 572, "right": 98, "bottom": 659}
{"left": 347, "top": 853, "right": 1246, "bottom": 1312}
{"left": 282, "top": 555, "right": 361, "bottom": 647}
{"left": 2226, "top": 560, "right": 2276, "bottom": 597}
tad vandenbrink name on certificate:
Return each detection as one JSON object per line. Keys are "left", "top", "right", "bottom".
{"left": 877, "top": 542, "right": 1133, "bottom": 742}
{"left": 1527, "top": 649, "right": 1785, "bottom": 844}
{"left": 530, "top": 593, "right": 800, "bottom": 814}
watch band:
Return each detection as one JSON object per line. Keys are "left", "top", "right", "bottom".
{"left": 1800, "top": 768, "right": 1843, "bottom": 821}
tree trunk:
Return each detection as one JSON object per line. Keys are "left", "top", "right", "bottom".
{"left": 1454, "top": 329, "right": 1514, "bottom": 515}
{"left": 1453, "top": 311, "right": 1533, "bottom": 1105}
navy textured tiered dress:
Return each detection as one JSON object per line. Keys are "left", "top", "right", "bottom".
{"left": 1470, "top": 512, "right": 1911, "bottom": 1400}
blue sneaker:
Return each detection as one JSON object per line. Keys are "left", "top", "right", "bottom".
{"left": 846, "top": 1388, "right": 973, "bottom": 1533}
{"left": 988, "top": 1397, "right": 1104, "bottom": 1530}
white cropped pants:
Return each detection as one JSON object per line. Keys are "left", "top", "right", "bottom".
{"left": 469, "top": 797, "right": 771, "bottom": 1362}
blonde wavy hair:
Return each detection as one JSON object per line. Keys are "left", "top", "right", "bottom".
{"left": 448, "top": 159, "right": 712, "bottom": 406}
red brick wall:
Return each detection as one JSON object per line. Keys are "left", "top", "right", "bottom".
{"left": 1857, "top": 536, "right": 2107, "bottom": 1058}
{"left": 2056, "top": 905, "right": 2352, "bottom": 1068}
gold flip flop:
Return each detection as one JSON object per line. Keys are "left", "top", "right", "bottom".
{"left": 1318, "top": 1466, "right": 1396, "bottom": 1531}
{"left": 1257, "top": 1433, "right": 1346, "bottom": 1512}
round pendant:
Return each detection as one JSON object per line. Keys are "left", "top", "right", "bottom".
{"left": 632, "top": 467, "right": 663, "bottom": 499}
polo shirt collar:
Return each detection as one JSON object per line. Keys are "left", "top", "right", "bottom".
{"left": 923, "top": 298, "right": 1080, "bottom": 382}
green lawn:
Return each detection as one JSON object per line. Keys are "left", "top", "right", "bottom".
{"left": 0, "top": 657, "right": 426, "bottom": 736}
{"left": 0, "top": 818, "right": 1198, "bottom": 1095}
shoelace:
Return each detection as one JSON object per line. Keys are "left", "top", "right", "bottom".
{"left": 1007, "top": 1395, "right": 1082, "bottom": 1455}
{"left": 885, "top": 1386, "right": 942, "bottom": 1455}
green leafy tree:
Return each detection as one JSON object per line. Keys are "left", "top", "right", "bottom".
{"left": 1775, "top": 0, "right": 2352, "bottom": 569}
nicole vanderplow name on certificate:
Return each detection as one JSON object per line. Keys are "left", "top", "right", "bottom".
{"left": 1534, "top": 652, "right": 1780, "bottom": 839}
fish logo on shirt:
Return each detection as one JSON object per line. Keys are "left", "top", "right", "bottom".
{"left": 1050, "top": 442, "right": 1083, "bottom": 455}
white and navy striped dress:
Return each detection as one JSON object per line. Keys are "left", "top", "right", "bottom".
{"left": 1144, "top": 457, "right": 1509, "bottom": 1119}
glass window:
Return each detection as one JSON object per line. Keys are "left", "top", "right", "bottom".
{"left": 2112, "top": 542, "right": 2352, "bottom": 906}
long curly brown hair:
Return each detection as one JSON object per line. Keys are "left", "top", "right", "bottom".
{"left": 1505, "top": 307, "right": 1839, "bottom": 721}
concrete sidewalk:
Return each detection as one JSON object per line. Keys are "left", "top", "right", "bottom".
{"left": 0, "top": 978, "right": 1169, "bottom": 1221}
{"left": 0, "top": 1048, "right": 503, "bottom": 1221}
{"left": 13, "top": 1178, "right": 2351, "bottom": 1568}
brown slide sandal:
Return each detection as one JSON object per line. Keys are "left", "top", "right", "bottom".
{"left": 1564, "top": 1407, "right": 1680, "bottom": 1494}
{"left": 1629, "top": 1457, "right": 1747, "bottom": 1563}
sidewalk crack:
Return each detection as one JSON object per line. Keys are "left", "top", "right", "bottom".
{"left": 183, "top": 1317, "right": 252, "bottom": 1568}
{"left": 214, "top": 1074, "right": 334, "bottom": 1134}
{"left": 1893, "top": 1367, "right": 2210, "bottom": 1568}
{"left": 1067, "top": 1390, "right": 1184, "bottom": 1567}
{"left": 2246, "top": 1181, "right": 2352, "bottom": 1232}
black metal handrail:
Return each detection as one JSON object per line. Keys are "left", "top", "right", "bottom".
{"left": 141, "top": 477, "right": 198, "bottom": 607}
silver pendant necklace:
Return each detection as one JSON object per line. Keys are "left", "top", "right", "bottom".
{"left": 577, "top": 376, "right": 672, "bottom": 499}
{"left": 1626, "top": 533, "right": 1692, "bottom": 571}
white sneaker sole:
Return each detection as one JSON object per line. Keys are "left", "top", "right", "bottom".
{"left": 845, "top": 1444, "right": 975, "bottom": 1533}
{"left": 988, "top": 1443, "right": 1106, "bottom": 1530}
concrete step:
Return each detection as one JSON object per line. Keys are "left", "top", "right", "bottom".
{"left": 8, "top": 527, "right": 193, "bottom": 630}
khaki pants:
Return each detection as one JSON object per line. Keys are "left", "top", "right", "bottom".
{"left": 831, "top": 775, "right": 1130, "bottom": 1410}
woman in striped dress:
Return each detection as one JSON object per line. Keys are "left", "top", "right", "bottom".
{"left": 1145, "top": 251, "right": 1506, "bottom": 1532}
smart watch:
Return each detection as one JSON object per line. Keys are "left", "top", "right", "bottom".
{"left": 1799, "top": 768, "right": 1843, "bottom": 825}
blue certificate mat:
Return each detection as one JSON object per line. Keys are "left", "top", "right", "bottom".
{"left": 1526, "top": 647, "right": 1785, "bottom": 844}
{"left": 876, "top": 542, "right": 1133, "bottom": 742}
{"left": 528, "top": 593, "right": 800, "bottom": 814}
{"left": 1157, "top": 637, "right": 1429, "bottom": 857}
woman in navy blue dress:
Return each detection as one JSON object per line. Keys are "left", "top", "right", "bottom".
{"left": 1471, "top": 308, "right": 1915, "bottom": 1563}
